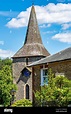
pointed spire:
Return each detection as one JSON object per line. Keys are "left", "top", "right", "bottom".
{"left": 13, "top": 5, "right": 50, "bottom": 58}
{"left": 24, "top": 5, "right": 43, "bottom": 45}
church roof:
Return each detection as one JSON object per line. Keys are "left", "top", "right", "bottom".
{"left": 28, "top": 47, "right": 71, "bottom": 66}
{"left": 12, "top": 5, "right": 50, "bottom": 58}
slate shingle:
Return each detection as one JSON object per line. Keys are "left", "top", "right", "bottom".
{"left": 28, "top": 47, "right": 71, "bottom": 66}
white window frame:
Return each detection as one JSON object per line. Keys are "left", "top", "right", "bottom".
{"left": 41, "top": 68, "right": 48, "bottom": 86}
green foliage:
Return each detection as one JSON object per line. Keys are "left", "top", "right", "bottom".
{"left": 0, "top": 58, "right": 16, "bottom": 107}
{"left": 48, "top": 68, "right": 55, "bottom": 88}
{"left": 34, "top": 69, "right": 71, "bottom": 107}
{"left": 11, "top": 99, "right": 32, "bottom": 107}
{"left": 34, "top": 90, "right": 42, "bottom": 106}
{"left": 0, "top": 58, "right": 12, "bottom": 70}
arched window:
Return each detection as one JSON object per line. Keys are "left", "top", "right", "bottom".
{"left": 26, "top": 84, "right": 29, "bottom": 99}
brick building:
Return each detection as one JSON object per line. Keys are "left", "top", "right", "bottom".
{"left": 12, "top": 5, "right": 50, "bottom": 102}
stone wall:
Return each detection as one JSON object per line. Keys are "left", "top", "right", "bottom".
{"left": 32, "top": 66, "right": 41, "bottom": 92}
{"left": 12, "top": 57, "right": 32, "bottom": 101}
{"left": 48, "top": 60, "right": 71, "bottom": 79}
{"left": 12, "top": 56, "right": 44, "bottom": 102}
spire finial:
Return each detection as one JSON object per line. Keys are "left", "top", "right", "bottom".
{"left": 31, "top": 0, "right": 35, "bottom": 5}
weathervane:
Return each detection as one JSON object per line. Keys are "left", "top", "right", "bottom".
{"left": 31, "top": 0, "right": 35, "bottom": 5}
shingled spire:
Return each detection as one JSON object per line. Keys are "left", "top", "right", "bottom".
{"left": 13, "top": 5, "right": 50, "bottom": 58}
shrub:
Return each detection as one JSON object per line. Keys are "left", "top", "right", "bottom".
{"left": 11, "top": 99, "right": 32, "bottom": 107}
{"left": 34, "top": 69, "right": 71, "bottom": 107}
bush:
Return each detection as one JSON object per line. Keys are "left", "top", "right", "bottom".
{"left": 11, "top": 99, "right": 32, "bottom": 107}
{"left": 34, "top": 69, "right": 71, "bottom": 107}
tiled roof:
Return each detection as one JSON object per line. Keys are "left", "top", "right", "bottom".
{"left": 13, "top": 43, "right": 50, "bottom": 57}
{"left": 12, "top": 5, "right": 50, "bottom": 58}
{"left": 28, "top": 47, "right": 71, "bottom": 66}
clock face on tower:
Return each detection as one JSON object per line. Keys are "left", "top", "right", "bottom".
{"left": 22, "top": 67, "right": 31, "bottom": 77}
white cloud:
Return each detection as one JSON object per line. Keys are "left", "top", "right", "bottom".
{"left": 6, "top": 7, "right": 31, "bottom": 28}
{"left": 52, "top": 32, "right": 71, "bottom": 43}
{"left": 61, "top": 23, "right": 71, "bottom": 30}
{"left": 6, "top": 17, "right": 28, "bottom": 28}
{"left": 47, "top": 24, "right": 51, "bottom": 27}
{"left": 0, "top": 49, "right": 14, "bottom": 58}
{"left": 6, "top": 3, "right": 71, "bottom": 28}
{"left": 43, "top": 30, "right": 56, "bottom": 34}
{"left": 40, "top": 24, "right": 51, "bottom": 28}
{"left": 0, "top": 41, "right": 4, "bottom": 45}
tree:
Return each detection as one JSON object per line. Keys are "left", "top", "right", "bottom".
{"left": 0, "top": 65, "right": 17, "bottom": 106}
{"left": 34, "top": 69, "right": 71, "bottom": 107}
{"left": 0, "top": 58, "right": 12, "bottom": 70}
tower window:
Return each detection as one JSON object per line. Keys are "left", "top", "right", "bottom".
{"left": 26, "top": 84, "right": 29, "bottom": 99}
{"left": 26, "top": 58, "right": 28, "bottom": 65}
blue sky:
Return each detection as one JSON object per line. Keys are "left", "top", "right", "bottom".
{"left": 0, "top": 0, "right": 71, "bottom": 58}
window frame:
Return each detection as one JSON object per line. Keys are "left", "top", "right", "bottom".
{"left": 41, "top": 68, "right": 48, "bottom": 86}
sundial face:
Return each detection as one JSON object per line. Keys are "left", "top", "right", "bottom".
{"left": 22, "top": 68, "right": 31, "bottom": 77}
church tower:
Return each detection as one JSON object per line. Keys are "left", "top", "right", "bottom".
{"left": 12, "top": 5, "right": 50, "bottom": 102}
